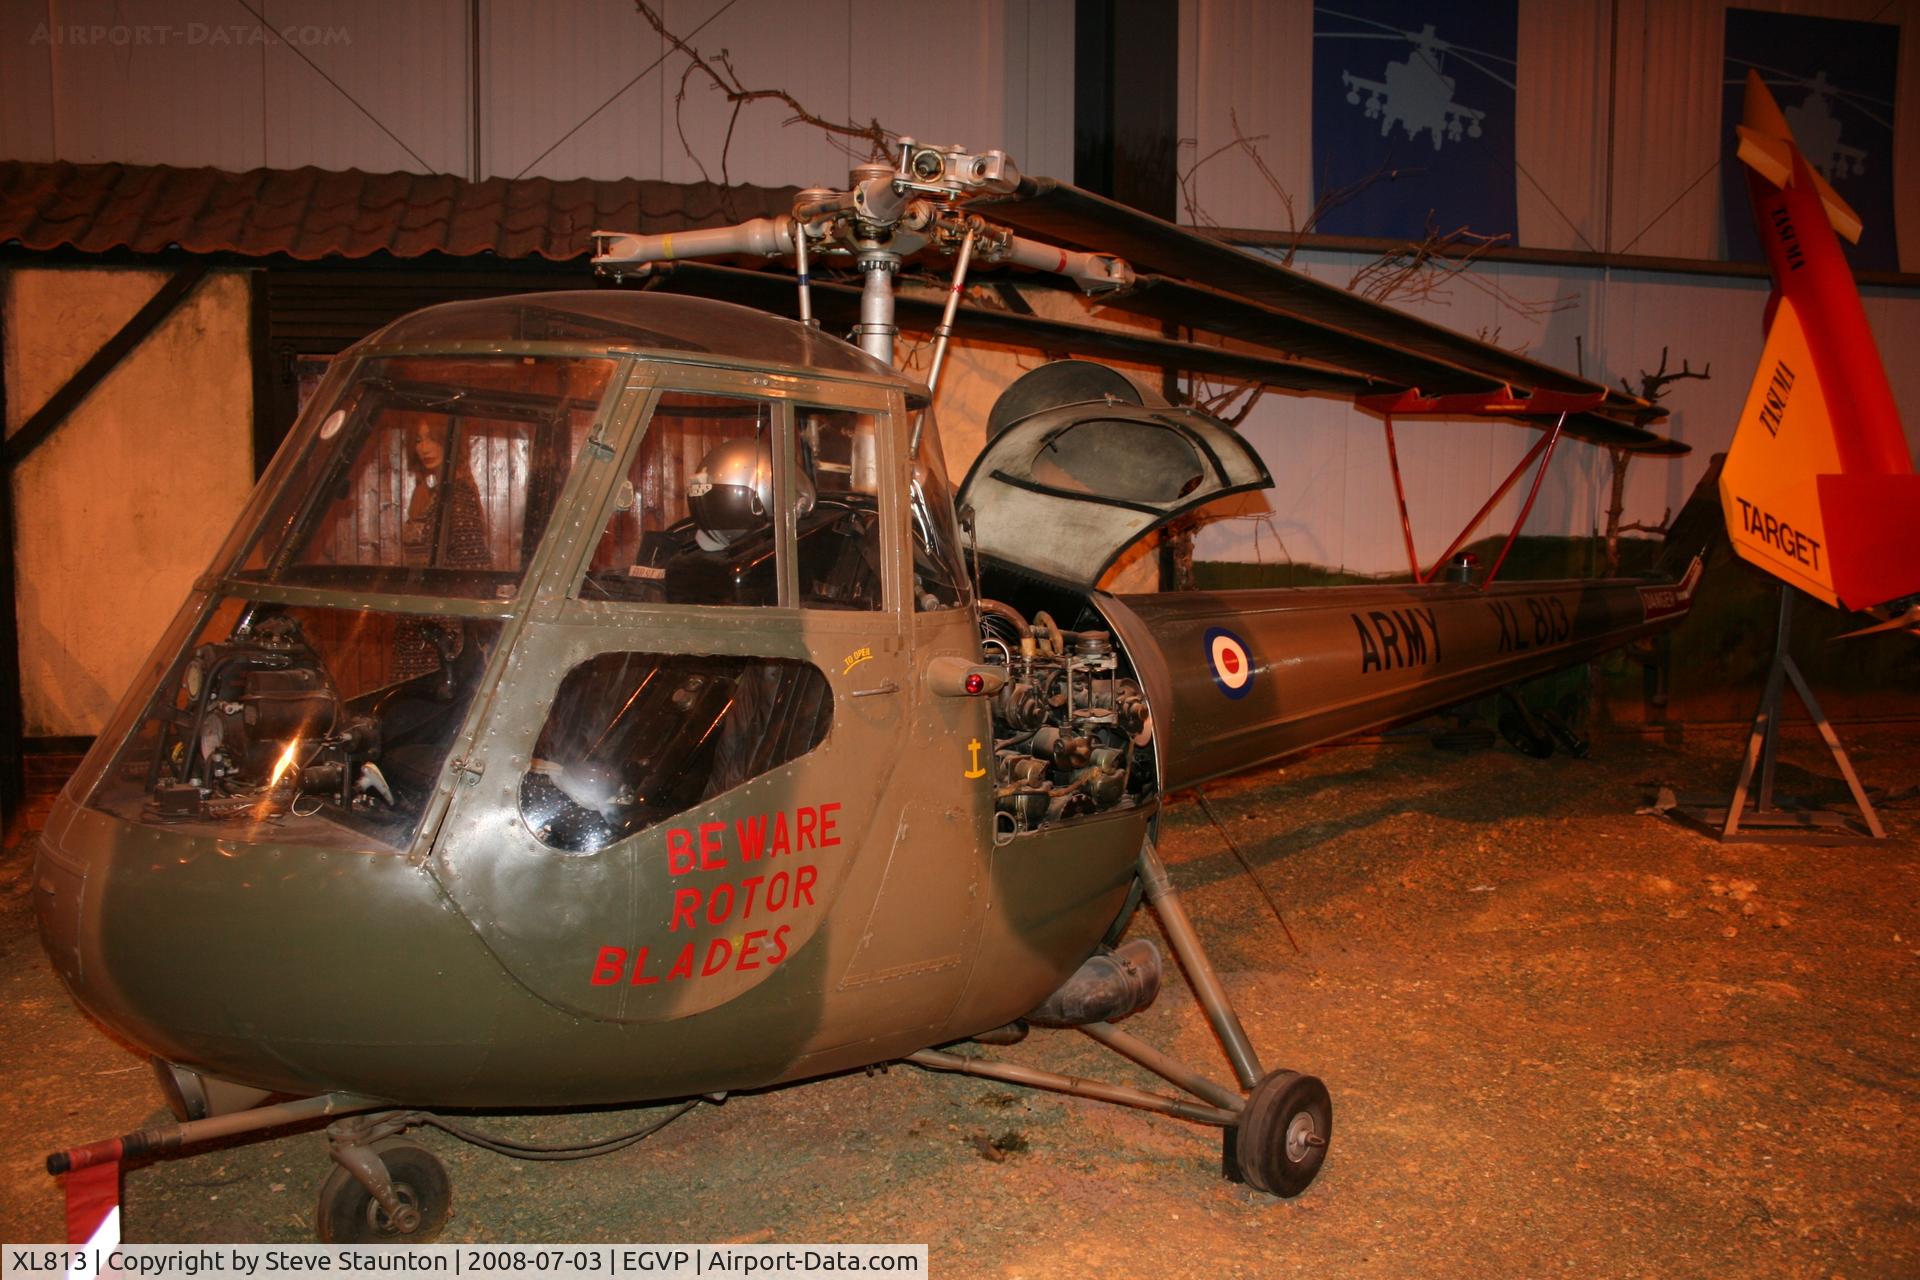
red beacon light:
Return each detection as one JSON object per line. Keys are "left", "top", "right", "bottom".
{"left": 929, "top": 657, "right": 1006, "bottom": 699}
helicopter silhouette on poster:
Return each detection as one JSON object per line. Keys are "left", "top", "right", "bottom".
{"left": 1721, "top": 6, "right": 1900, "bottom": 273}
{"left": 37, "top": 130, "right": 1747, "bottom": 1246}
{"left": 1331, "top": 19, "right": 1507, "bottom": 151}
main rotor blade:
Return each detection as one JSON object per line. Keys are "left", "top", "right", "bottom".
{"left": 634, "top": 263, "right": 1685, "bottom": 455}
{"left": 1107, "top": 276, "right": 1520, "bottom": 396}
{"left": 635, "top": 262, "right": 1376, "bottom": 394}
{"left": 976, "top": 177, "right": 1654, "bottom": 418}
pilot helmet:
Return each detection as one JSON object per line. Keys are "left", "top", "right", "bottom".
{"left": 688, "top": 437, "right": 815, "bottom": 550}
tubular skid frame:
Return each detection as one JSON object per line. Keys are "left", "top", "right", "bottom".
{"left": 907, "top": 1050, "right": 1240, "bottom": 1127}
{"left": 907, "top": 838, "right": 1266, "bottom": 1129}
{"left": 1079, "top": 1020, "right": 1246, "bottom": 1113}
{"left": 48, "top": 1091, "right": 387, "bottom": 1174}
{"left": 1137, "top": 837, "right": 1264, "bottom": 1089}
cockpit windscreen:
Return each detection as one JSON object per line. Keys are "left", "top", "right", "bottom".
{"left": 231, "top": 355, "right": 616, "bottom": 599}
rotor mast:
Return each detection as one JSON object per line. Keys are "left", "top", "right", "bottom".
{"left": 591, "top": 140, "right": 1134, "bottom": 371}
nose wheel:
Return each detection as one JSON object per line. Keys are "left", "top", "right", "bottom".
{"left": 316, "top": 1139, "right": 452, "bottom": 1243}
{"left": 1226, "top": 1070, "right": 1333, "bottom": 1197}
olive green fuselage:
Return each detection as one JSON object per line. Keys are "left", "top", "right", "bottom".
{"left": 1100, "top": 570, "right": 1697, "bottom": 793}
{"left": 33, "top": 317, "right": 1147, "bottom": 1108}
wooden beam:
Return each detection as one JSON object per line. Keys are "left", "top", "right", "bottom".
{"left": 0, "top": 271, "right": 22, "bottom": 817}
{"left": 3, "top": 264, "right": 211, "bottom": 471}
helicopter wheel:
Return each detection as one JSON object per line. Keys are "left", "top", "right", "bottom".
{"left": 1228, "top": 1070, "right": 1332, "bottom": 1197}
{"left": 315, "top": 1141, "right": 452, "bottom": 1243}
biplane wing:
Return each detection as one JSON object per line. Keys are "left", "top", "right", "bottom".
{"left": 1105, "top": 277, "right": 1683, "bottom": 454}
{"left": 973, "top": 176, "right": 1679, "bottom": 453}
{"left": 1720, "top": 72, "right": 1920, "bottom": 613}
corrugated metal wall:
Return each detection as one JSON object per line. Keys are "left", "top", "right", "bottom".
{"left": 2, "top": 0, "right": 1915, "bottom": 575}
{"left": 0, "top": 0, "right": 1906, "bottom": 261}
{"left": 1172, "top": 0, "right": 1920, "bottom": 574}
{"left": 0, "top": 0, "right": 1073, "bottom": 185}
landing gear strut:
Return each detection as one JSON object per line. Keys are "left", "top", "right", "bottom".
{"left": 911, "top": 836, "right": 1334, "bottom": 1198}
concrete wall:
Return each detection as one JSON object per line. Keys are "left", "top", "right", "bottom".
{"left": 2, "top": 267, "right": 255, "bottom": 737}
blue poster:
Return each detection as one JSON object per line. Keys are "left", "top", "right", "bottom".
{"left": 1722, "top": 9, "right": 1900, "bottom": 273}
{"left": 1311, "top": 2, "right": 1519, "bottom": 241}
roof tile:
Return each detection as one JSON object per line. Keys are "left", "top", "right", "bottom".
{"left": 0, "top": 160, "right": 797, "bottom": 261}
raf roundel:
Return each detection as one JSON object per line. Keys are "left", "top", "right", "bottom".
{"left": 1205, "top": 627, "right": 1256, "bottom": 700}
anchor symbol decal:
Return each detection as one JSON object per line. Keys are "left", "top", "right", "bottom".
{"left": 964, "top": 738, "right": 987, "bottom": 779}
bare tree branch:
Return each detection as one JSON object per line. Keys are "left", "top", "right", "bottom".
{"left": 1598, "top": 351, "right": 1708, "bottom": 576}
{"left": 1619, "top": 346, "right": 1712, "bottom": 402}
{"left": 1346, "top": 217, "right": 1577, "bottom": 323}
{"left": 1176, "top": 111, "right": 1382, "bottom": 266}
{"left": 1175, "top": 110, "right": 1577, "bottom": 327}
{"left": 635, "top": 1, "right": 893, "bottom": 192}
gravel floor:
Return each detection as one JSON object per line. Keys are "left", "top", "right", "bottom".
{"left": 3, "top": 721, "right": 1916, "bottom": 1277}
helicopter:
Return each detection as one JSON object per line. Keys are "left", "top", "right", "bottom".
{"left": 35, "top": 135, "right": 1729, "bottom": 1245}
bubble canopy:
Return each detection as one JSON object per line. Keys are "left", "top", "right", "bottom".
{"left": 78, "top": 291, "right": 939, "bottom": 853}
{"left": 367, "top": 290, "right": 918, "bottom": 389}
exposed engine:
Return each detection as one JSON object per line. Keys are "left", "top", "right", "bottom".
{"left": 976, "top": 598, "right": 1154, "bottom": 834}
{"left": 148, "top": 612, "right": 388, "bottom": 822}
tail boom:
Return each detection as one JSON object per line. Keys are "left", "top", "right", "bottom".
{"left": 1098, "top": 566, "right": 1701, "bottom": 794}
